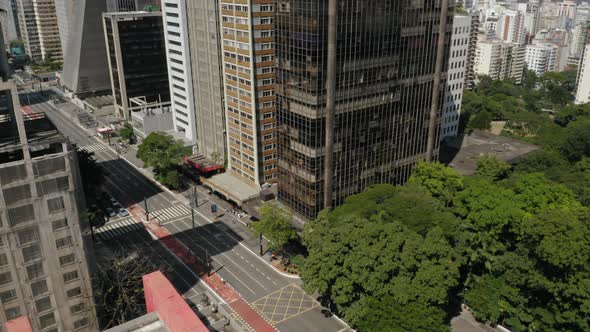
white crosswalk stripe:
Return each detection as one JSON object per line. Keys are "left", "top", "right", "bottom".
{"left": 81, "top": 143, "right": 107, "bottom": 153}
{"left": 94, "top": 218, "right": 142, "bottom": 241}
{"left": 150, "top": 205, "right": 191, "bottom": 223}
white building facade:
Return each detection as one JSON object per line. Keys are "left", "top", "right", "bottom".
{"left": 442, "top": 15, "right": 470, "bottom": 139}
{"left": 161, "top": 0, "right": 196, "bottom": 143}
{"left": 575, "top": 44, "right": 590, "bottom": 104}
{"left": 525, "top": 43, "right": 559, "bottom": 76}
{"left": 475, "top": 37, "right": 526, "bottom": 83}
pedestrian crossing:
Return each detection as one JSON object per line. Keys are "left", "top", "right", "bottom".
{"left": 94, "top": 218, "right": 143, "bottom": 241}
{"left": 81, "top": 143, "right": 108, "bottom": 153}
{"left": 150, "top": 205, "right": 191, "bottom": 223}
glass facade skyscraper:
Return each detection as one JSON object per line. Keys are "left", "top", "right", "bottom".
{"left": 276, "top": 0, "right": 453, "bottom": 219}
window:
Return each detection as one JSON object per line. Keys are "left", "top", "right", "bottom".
{"left": 35, "top": 296, "right": 52, "bottom": 313}
{"left": 5, "top": 307, "right": 20, "bottom": 320}
{"left": 63, "top": 270, "right": 79, "bottom": 283}
{"left": 56, "top": 236, "right": 72, "bottom": 249}
{"left": 3, "top": 184, "right": 31, "bottom": 205}
{"left": 0, "top": 271, "right": 12, "bottom": 285}
{"left": 66, "top": 287, "right": 81, "bottom": 298}
{"left": 59, "top": 253, "right": 76, "bottom": 267}
{"left": 47, "top": 197, "right": 65, "bottom": 213}
{"left": 31, "top": 280, "right": 48, "bottom": 297}
{"left": 0, "top": 253, "right": 7, "bottom": 266}
{"left": 36, "top": 176, "right": 69, "bottom": 195}
{"left": 70, "top": 302, "right": 85, "bottom": 314}
{"left": 52, "top": 218, "right": 68, "bottom": 231}
{"left": 16, "top": 226, "right": 39, "bottom": 245}
{"left": 74, "top": 318, "right": 89, "bottom": 329}
{"left": 8, "top": 204, "right": 35, "bottom": 226}
{"left": 26, "top": 262, "right": 44, "bottom": 280}
{"left": 0, "top": 289, "right": 17, "bottom": 303}
{"left": 22, "top": 244, "right": 42, "bottom": 263}
{"left": 39, "top": 312, "right": 56, "bottom": 329}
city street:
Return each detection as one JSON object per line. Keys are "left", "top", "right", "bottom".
{"left": 22, "top": 91, "right": 351, "bottom": 332}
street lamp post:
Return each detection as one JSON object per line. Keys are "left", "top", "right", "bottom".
{"left": 144, "top": 196, "right": 149, "bottom": 221}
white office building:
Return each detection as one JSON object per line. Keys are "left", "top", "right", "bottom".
{"left": 161, "top": 0, "right": 196, "bottom": 143}
{"left": 441, "top": 15, "right": 470, "bottom": 139}
{"left": 525, "top": 43, "right": 559, "bottom": 76}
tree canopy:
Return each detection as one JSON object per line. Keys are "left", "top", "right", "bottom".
{"left": 136, "top": 132, "right": 189, "bottom": 189}
{"left": 252, "top": 202, "right": 298, "bottom": 251}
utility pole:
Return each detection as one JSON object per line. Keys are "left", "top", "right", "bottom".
{"left": 144, "top": 196, "right": 149, "bottom": 221}
{"left": 259, "top": 233, "right": 263, "bottom": 256}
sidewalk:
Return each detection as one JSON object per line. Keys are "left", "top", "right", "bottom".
{"left": 127, "top": 204, "right": 277, "bottom": 332}
{"left": 51, "top": 97, "right": 300, "bottom": 279}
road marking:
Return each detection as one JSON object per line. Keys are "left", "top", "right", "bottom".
{"left": 94, "top": 218, "right": 141, "bottom": 241}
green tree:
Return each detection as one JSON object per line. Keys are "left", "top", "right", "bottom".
{"left": 119, "top": 123, "right": 134, "bottom": 143}
{"left": 136, "top": 132, "right": 188, "bottom": 189}
{"left": 468, "top": 111, "right": 493, "bottom": 130}
{"left": 252, "top": 202, "right": 297, "bottom": 252}
{"left": 475, "top": 154, "right": 511, "bottom": 181}
{"left": 560, "top": 120, "right": 590, "bottom": 161}
{"left": 409, "top": 161, "right": 464, "bottom": 205}
{"left": 302, "top": 185, "right": 461, "bottom": 330}
{"left": 353, "top": 296, "right": 450, "bottom": 332}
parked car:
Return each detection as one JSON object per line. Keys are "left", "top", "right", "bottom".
{"left": 117, "top": 208, "right": 129, "bottom": 217}
{"left": 105, "top": 207, "right": 116, "bottom": 218}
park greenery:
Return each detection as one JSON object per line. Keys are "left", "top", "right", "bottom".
{"left": 119, "top": 123, "right": 135, "bottom": 143}
{"left": 137, "top": 132, "right": 189, "bottom": 189}
{"left": 252, "top": 202, "right": 298, "bottom": 252}
{"left": 301, "top": 71, "right": 590, "bottom": 331}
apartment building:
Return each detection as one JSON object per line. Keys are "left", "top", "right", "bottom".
{"left": 0, "top": 81, "right": 96, "bottom": 330}
{"left": 161, "top": 0, "right": 225, "bottom": 160}
{"left": 15, "top": 0, "right": 61, "bottom": 62}
{"left": 442, "top": 15, "right": 471, "bottom": 139}
{"left": 525, "top": 43, "right": 559, "bottom": 75}
{"left": 220, "top": 0, "right": 277, "bottom": 186}
{"left": 497, "top": 9, "right": 526, "bottom": 45}
{"left": 103, "top": 11, "right": 170, "bottom": 119}
{"left": 575, "top": 44, "right": 590, "bottom": 104}
{"left": 465, "top": 12, "right": 480, "bottom": 90}
{"left": 474, "top": 36, "right": 525, "bottom": 83}
{"left": 275, "top": 0, "right": 453, "bottom": 218}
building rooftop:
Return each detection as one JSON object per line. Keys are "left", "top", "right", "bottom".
{"left": 104, "top": 312, "right": 168, "bottom": 332}
{"left": 0, "top": 112, "right": 63, "bottom": 152}
{"left": 103, "top": 10, "right": 161, "bottom": 18}
{"left": 441, "top": 130, "right": 539, "bottom": 176}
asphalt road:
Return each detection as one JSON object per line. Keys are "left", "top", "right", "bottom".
{"left": 24, "top": 92, "right": 351, "bottom": 332}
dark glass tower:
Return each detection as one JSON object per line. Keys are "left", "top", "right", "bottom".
{"left": 275, "top": 0, "right": 453, "bottom": 219}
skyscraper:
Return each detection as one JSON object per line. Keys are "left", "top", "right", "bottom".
{"left": 442, "top": 14, "right": 471, "bottom": 140}
{"left": 275, "top": 0, "right": 453, "bottom": 218}
{"left": 0, "top": 83, "right": 97, "bottom": 328}
{"left": 103, "top": 10, "right": 170, "bottom": 119}
{"left": 15, "top": 0, "right": 62, "bottom": 62}
{"left": 161, "top": 0, "right": 226, "bottom": 159}
{"left": 219, "top": 0, "right": 278, "bottom": 186}
{"left": 55, "top": 0, "right": 112, "bottom": 96}
{"left": 55, "top": 0, "right": 160, "bottom": 97}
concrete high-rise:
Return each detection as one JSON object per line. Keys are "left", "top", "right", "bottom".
{"left": 103, "top": 10, "right": 170, "bottom": 119}
{"left": 0, "top": 83, "right": 97, "bottom": 328}
{"left": 55, "top": 0, "right": 111, "bottom": 97}
{"left": 442, "top": 15, "right": 471, "bottom": 140}
{"left": 474, "top": 36, "right": 525, "bottom": 83}
{"left": 55, "top": 0, "right": 160, "bottom": 97}
{"left": 219, "top": 0, "right": 278, "bottom": 186}
{"left": 15, "top": 0, "right": 62, "bottom": 62}
{"left": 575, "top": 44, "right": 590, "bottom": 104}
{"left": 275, "top": 0, "right": 453, "bottom": 218}
{"left": 525, "top": 43, "right": 559, "bottom": 75}
{"left": 0, "top": 0, "right": 18, "bottom": 46}
{"left": 161, "top": 0, "right": 225, "bottom": 160}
